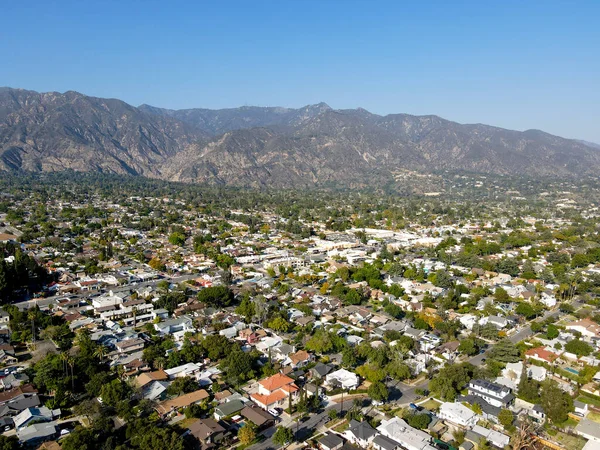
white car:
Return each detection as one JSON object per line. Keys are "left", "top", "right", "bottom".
{"left": 268, "top": 408, "right": 280, "bottom": 417}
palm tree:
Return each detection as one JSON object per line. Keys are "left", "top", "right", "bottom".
{"left": 60, "top": 351, "right": 69, "bottom": 377}
{"left": 28, "top": 311, "right": 36, "bottom": 348}
{"left": 155, "top": 357, "right": 166, "bottom": 371}
{"left": 65, "top": 354, "right": 75, "bottom": 391}
{"left": 132, "top": 306, "right": 138, "bottom": 328}
{"left": 93, "top": 345, "right": 107, "bottom": 364}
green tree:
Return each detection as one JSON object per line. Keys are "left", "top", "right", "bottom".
{"left": 368, "top": 381, "right": 389, "bottom": 402}
{"left": 546, "top": 324, "right": 559, "bottom": 339}
{"left": 429, "top": 363, "right": 475, "bottom": 401}
{"left": 498, "top": 409, "right": 514, "bottom": 429}
{"left": 540, "top": 380, "right": 573, "bottom": 423}
{"left": 99, "top": 379, "right": 131, "bottom": 407}
{"left": 168, "top": 232, "right": 186, "bottom": 246}
{"left": 458, "top": 338, "right": 478, "bottom": 356}
{"left": 407, "top": 413, "right": 431, "bottom": 430}
{"left": 197, "top": 286, "right": 235, "bottom": 307}
{"left": 273, "top": 426, "right": 294, "bottom": 446}
{"left": 166, "top": 376, "right": 198, "bottom": 396}
{"left": 0, "top": 436, "right": 22, "bottom": 450}
{"left": 488, "top": 339, "right": 521, "bottom": 363}
{"left": 238, "top": 423, "right": 257, "bottom": 446}
{"left": 565, "top": 339, "right": 593, "bottom": 357}
{"left": 236, "top": 295, "right": 256, "bottom": 323}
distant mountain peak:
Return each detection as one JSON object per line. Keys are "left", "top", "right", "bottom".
{"left": 1, "top": 87, "right": 598, "bottom": 188}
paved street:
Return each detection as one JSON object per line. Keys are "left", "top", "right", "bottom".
{"left": 249, "top": 399, "right": 355, "bottom": 450}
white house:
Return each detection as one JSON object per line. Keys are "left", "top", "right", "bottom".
{"left": 468, "top": 379, "right": 514, "bottom": 408}
{"left": 377, "top": 417, "right": 436, "bottom": 450}
{"left": 325, "top": 368, "right": 360, "bottom": 390}
{"left": 165, "top": 363, "right": 202, "bottom": 379}
{"left": 438, "top": 402, "right": 478, "bottom": 428}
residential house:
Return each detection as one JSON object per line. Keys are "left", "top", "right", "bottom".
{"left": 14, "top": 407, "right": 59, "bottom": 431}
{"left": 311, "top": 362, "right": 333, "bottom": 380}
{"left": 250, "top": 373, "right": 299, "bottom": 410}
{"left": 115, "top": 338, "right": 145, "bottom": 354}
{"left": 467, "top": 425, "right": 510, "bottom": 449}
{"left": 240, "top": 406, "right": 275, "bottom": 429}
{"left": 325, "top": 369, "right": 360, "bottom": 391}
{"left": 566, "top": 319, "right": 600, "bottom": 343}
{"left": 155, "top": 389, "right": 210, "bottom": 416}
{"left": 318, "top": 433, "right": 344, "bottom": 450}
{"left": 343, "top": 420, "right": 377, "bottom": 447}
{"left": 372, "top": 435, "right": 401, "bottom": 450}
{"left": 16, "top": 422, "right": 58, "bottom": 446}
{"left": 186, "top": 418, "right": 227, "bottom": 449}
{"left": 214, "top": 399, "right": 245, "bottom": 420}
{"left": 525, "top": 347, "right": 559, "bottom": 365}
{"left": 377, "top": 417, "right": 436, "bottom": 450}
{"left": 286, "top": 350, "right": 313, "bottom": 368}
{"left": 438, "top": 402, "right": 478, "bottom": 428}
{"left": 468, "top": 379, "right": 514, "bottom": 408}
{"left": 165, "top": 363, "right": 202, "bottom": 379}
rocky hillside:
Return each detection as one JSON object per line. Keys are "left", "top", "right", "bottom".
{"left": 1, "top": 87, "right": 598, "bottom": 188}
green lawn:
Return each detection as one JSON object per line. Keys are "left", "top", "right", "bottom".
{"left": 578, "top": 394, "right": 600, "bottom": 408}
{"left": 552, "top": 432, "right": 587, "bottom": 450}
{"left": 419, "top": 399, "right": 442, "bottom": 411}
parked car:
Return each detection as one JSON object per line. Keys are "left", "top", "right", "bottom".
{"left": 268, "top": 408, "right": 280, "bottom": 417}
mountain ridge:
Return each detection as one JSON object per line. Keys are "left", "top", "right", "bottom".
{"left": 1, "top": 87, "right": 597, "bottom": 189}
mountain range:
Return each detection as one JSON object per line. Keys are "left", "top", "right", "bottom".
{"left": 0, "top": 87, "right": 598, "bottom": 189}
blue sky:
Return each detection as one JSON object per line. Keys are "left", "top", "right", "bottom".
{"left": 2, "top": 0, "right": 599, "bottom": 142}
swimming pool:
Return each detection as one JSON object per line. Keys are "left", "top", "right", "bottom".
{"left": 565, "top": 367, "right": 580, "bottom": 375}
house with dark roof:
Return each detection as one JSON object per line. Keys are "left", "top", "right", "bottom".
{"left": 240, "top": 406, "right": 275, "bottom": 429}
{"left": 186, "top": 418, "right": 227, "bottom": 449}
{"left": 214, "top": 399, "right": 245, "bottom": 420}
{"left": 344, "top": 420, "right": 377, "bottom": 448}
{"left": 467, "top": 379, "right": 514, "bottom": 408}
{"left": 372, "top": 435, "right": 401, "bottom": 450}
{"left": 318, "top": 432, "right": 344, "bottom": 450}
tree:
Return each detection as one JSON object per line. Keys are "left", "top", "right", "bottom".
{"left": 429, "top": 363, "right": 475, "bottom": 401}
{"left": 221, "top": 346, "right": 255, "bottom": 385}
{"left": 148, "top": 257, "right": 166, "bottom": 271}
{"left": 384, "top": 302, "right": 404, "bottom": 319}
{"left": 488, "top": 339, "right": 521, "bottom": 363}
{"left": 368, "top": 381, "right": 389, "bottom": 402}
{"left": 273, "top": 426, "right": 294, "bottom": 446}
{"left": 168, "top": 232, "right": 186, "bottom": 246}
{"left": 386, "top": 360, "right": 411, "bottom": 380}
{"left": 167, "top": 376, "right": 198, "bottom": 396}
{"left": 565, "top": 339, "right": 593, "bottom": 357}
{"left": 407, "top": 413, "right": 431, "bottom": 430}
{"left": 546, "top": 324, "right": 559, "bottom": 339}
{"left": 238, "top": 423, "right": 257, "bottom": 446}
{"left": 518, "top": 365, "right": 541, "bottom": 404}
{"left": 458, "top": 338, "right": 478, "bottom": 356}
{"left": 236, "top": 295, "right": 256, "bottom": 323}
{"left": 197, "top": 286, "right": 235, "bottom": 307}
{"left": 540, "top": 380, "right": 573, "bottom": 423}
{"left": 498, "top": 408, "right": 514, "bottom": 429}
{"left": 356, "top": 363, "right": 386, "bottom": 383}
{"left": 268, "top": 316, "right": 291, "bottom": 332}
{"left": 99, "top": 379, "right": 131, "bottom": 407}
{"left": 0, "top": 436, "right": 22, "bottom": 450}
{"left": 515, "top": 302, "right": 540, "bottom": 320}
